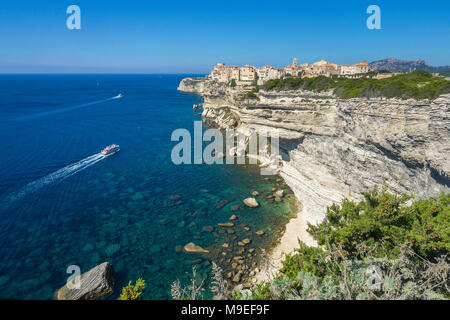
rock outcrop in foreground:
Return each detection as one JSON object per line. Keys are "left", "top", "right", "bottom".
{"left": 55, "top": 262, "right": 115, "bottom": 300}
{"left": 179, "top": 78, "right": 450, "bottom": 234}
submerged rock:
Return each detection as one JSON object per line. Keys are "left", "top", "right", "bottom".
{"left": 218, "top": 222, "right": 234, "bottom": 227}
{"left": 55, "top": 262, "right": 114, "bottom": 300}
{"left": 81, "top": 243, "right": 94, "bottom": 253}
{"left": 252, "top": 191, "right": 259, "bottom": 196}
{"left": 167, "top": 200, "right": 183, "bottom": 207}
{"left": 216, "top": 200, "right": 229, "bottom": 210}
{"left": 238, "top": 238, "right": 251, "bottom": 246}
{"left": 132, "top": 193, "right": 144, "bottom": 201}
{"left": 230, "top": 204, "right": 241, "bottom": 212}
{"left": 229, "top": 215, "right": 237, "bottom": 221}
{"left": 105, "top": 244, "right": 120, "bottom": 256}
{"left": 243, "top": 198, "right": 259, "bottom": 208}
{"left": 255, "top": 230, "right": 265, "bottom": 236}
{"left": 177, "top": 221, "right": 186, "bottom": 228}
{"left": 202, "top": 225, "right": 214, "bottom": 233}
{"left": 183, "top": 242, "right": 209, "bottom": 254}
{"left": 158, "top": 218, "right": 169, "bottom": 225}
{"left": 188, "top": 258, "right": 203, "bottom": 265}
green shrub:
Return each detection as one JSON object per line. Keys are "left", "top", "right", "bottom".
{"left": 235, "top": 187, "right": 449, "bottom": 300}
{"left": 242, "top": 90, "right": 259, "bottom": 100}
{"left": 262, "top": 70, "right": 450, "bottom": 100}
{"left": 308, "top": 187, "right": 449, "bottom": 260}
{"left": 118, "top": 278, "right": 146, "bottom": 300}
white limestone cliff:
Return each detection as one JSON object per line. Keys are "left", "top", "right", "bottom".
{"left": 179, "top": 77, "right": 450, "bottom": 279}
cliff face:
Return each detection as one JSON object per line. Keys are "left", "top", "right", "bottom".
{"left": 177, "top": 78, "right": 205, "bottom": 93}
{"left": 179, "top": 78, "right": 450, "bottom": 227}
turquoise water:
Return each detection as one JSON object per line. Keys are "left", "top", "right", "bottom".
{"left": 0, "top": 75, "right": 296, "bottom": 299}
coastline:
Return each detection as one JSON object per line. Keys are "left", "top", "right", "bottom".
{"left": 178, "top": 76, "right": 450, "bottom": 291}
{"left": 180, "top": 79, "right": 321, "bottom": 287}
{"left": 209, "top": 123, "right": 319, "bottom": 287}
{"left": 251, "top": 166, "right": 317, "bottom": 284}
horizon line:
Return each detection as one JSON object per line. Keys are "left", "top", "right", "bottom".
{"left": 0, "top": 72, "right": 208, "bottom": 75}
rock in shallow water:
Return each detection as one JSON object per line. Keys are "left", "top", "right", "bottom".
{"left": 218, "top": 222, "right": 234, "bottom": 227}
{"left": 243, "top": 198, "right": 259, "bottom": 208}
{"left": 183, "top": 242, "right": 209, "bottom": 254}
{"left": 55, "top": 262, "right": 114, "bottom": 300}
{"left": 105, "top": 244, "right": 121, "bottom": 256}
{"left": 216, "top": 200, "right": 229, "bottom": 210}
{"left": 274, "top": 189, "right": 284, "bottom": 198}
{"left": 202, "top": 225, "right": 214, "bottom": 233}
{"left": 230, "top": 204, "right": 241, "bottom": 212}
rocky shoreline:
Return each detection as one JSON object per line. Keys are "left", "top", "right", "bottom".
{"left": 181, "top": 178, "right": 299, "bottom": 293}
{"left": 178, "top": 76, "right": 450, "bottom": 285}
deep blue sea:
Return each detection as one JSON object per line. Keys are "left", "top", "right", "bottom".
{"left": 0, "top": 74, "right": 296, "bottom": 299}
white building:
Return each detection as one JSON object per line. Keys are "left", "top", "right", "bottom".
{"left": 240, "top": 65, "right": 256, "bottom": 82}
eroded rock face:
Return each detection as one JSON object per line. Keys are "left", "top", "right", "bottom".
{"left": 55, "top": 262, "right": 115, "bottom": 300}
{"left": 177, "top": 78, "right": 206, "bottom": 93}
{"left": 186, "top": 78, "right": 449, "bottom": 227}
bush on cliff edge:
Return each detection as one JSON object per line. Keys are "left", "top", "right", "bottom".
{"left": 237, "top": 187, "right": 449, "bottom": 300}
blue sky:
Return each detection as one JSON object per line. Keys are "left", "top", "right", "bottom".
{"left": 0, "top": 0, "right": 449, "bottom": 73}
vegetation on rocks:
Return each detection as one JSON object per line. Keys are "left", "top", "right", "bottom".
{"left": 242, "top": 85, "right": 260, "bottom": 100}
{"left": 238, "top": 243, "right": 449, "bottom": 300}
{"left": 263, "top": 70, "right": 450, "bottom": 100}
{"left": 309, "top": 187, "right": 449, "bottom": 259}
{"left": 118, "top": 278, "right": 146, "bottom": 300}
{"left": 171, "top": 266, "right": 207, "bottom": 300}
{"left": 242, "top": 90, "right": 259, "bottom": 100}
{"left": 236, "top": 187, "right": 449, "bottom": 300}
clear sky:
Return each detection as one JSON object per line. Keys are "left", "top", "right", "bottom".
{"left": 0, "top": 0, "right": 449, "bottom": 73}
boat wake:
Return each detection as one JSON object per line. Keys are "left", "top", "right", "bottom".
{"left": 9, "top": 153, "right": 106, "bottom": 202}
{"left": 12, "top": 94, "right": 123, "bottom": 121}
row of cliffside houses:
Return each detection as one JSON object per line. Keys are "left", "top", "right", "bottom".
{"left": 208, "top": 58, "right": 373, "bottom": 84}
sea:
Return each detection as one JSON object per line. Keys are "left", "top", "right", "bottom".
{"left": 0, "top": 74, "right": 296, "bottom": 299}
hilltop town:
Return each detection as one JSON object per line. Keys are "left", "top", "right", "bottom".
{"left": 209, "top": 58, "right": 375, "bottom": 85}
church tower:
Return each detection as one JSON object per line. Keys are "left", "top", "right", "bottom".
{"left": 293, "top": 58, "right": 298, "bottom": 66}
